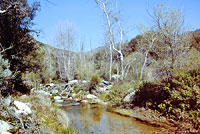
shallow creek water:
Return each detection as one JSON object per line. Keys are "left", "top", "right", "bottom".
{"left": 62, "top": 100, "right": 162, "bottom": 134}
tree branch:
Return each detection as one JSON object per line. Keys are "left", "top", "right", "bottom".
{"left": 0, "top": 3, "right": 15, "bottom": 14}
{"left": 0, "top": 43, "right": 13, "bottom": 54}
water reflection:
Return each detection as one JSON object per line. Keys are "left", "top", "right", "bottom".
{"left": 91, "top": 105, "right": 103, "bottom": 123}
{"left": 62, "top": 102, "right": 162, "bottom": 134}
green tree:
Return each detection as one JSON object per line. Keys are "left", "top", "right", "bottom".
{"left": 0, "top": 0, "right": 40, "bottom": 93}
{"left": 149, "top": 4, "right": 190, "bottom": 70}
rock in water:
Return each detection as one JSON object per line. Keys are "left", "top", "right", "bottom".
{"left": 72, "top": 103, "right": 81, "bottom": 106}
{"left": 14, "top": 101, "right": 32, "bottom": 115}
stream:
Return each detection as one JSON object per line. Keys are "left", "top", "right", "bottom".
{"left": 62, "top": 100, "right": 162, "bottom": 134}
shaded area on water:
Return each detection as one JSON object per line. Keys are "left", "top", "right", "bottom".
{"left": 62, "top": 100, "right": 162, "bottom": 134}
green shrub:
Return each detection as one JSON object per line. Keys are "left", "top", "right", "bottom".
{"left": 0, "top": 54, "right": 12, "bottom": 96}
{"left": 133, "top": 69, "right": 200, "bottom": 128}
{"left": 102, "top": 81, "right": 133, "bottom": 104}
{"left": 0, "top": 54, "right": 11, "bottom": 79}
{"left": 90, "top": 74, "right": 101, "bottom": 85}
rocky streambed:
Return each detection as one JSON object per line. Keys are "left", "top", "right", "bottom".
{"left": 30, "top": 80, "right": 178, "bottom": 133}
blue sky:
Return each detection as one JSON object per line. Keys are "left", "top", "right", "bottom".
{"left": 29, "top": 0, "right": 200, "bottom": 50}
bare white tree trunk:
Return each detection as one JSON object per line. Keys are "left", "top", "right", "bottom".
{"left": 95, "top": 0, "right": 124, "bottom": 80}
{"left": 55, "top": 22, "right": 75, "bottom": 80}
{"left": 140, "top": 34, "right": 156, "bottom": 79}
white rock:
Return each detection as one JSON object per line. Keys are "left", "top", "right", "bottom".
{"left": 35, "top": 90, "right": 50, "bottom": 95}
{"left": 14, "top": 101, "right": 32, "bottom": 115}
{"left": 49, "top": 83, "right": 55, "bottom": 87}
{"left": 55, "top": 99, "right": 64, "bottom": 103}
{"left": 111, "top": 74, "right": 121, "bottom": 80}
{"left": 51, "top": 90, "right": 59, "bottom": 94}
{"left": 0, "top": 120, "right": 11, "bottom": 132}
{"left": 94, "top": 99, "right": 107, "bottom": 105}
{"left": 105, "top": 85, "right": 112, "bottom": 90}
{"left": 86, "top": 94, "right": 97, "bottom": 99}
{"left": 98, "top": 87, "right": 107, "bottom": 92}
{"left": 81, "top": 80, "right": 88, "bottom": 84}
{"left": 4, "top": 96, "right": 12, "bottom": 106}
{"left": 72, "top": 103, "right": 81, "bottom": 106}
{"left": 1, "top": 131, "right": 11, "bottom": 134}
{"left": 71, "top": 93, "right": 76, "bottom": 98}
{"left": 81, "top": 100, "right": 89, "bottom": 103}
{"left": 68, "top": 80, "right": 79, "bottom": 85}
{"left": 123, "top": 91, "right": 136, "bottom": 103}
{"left": 54, "top": 96, "right": 62, "bottom": 100}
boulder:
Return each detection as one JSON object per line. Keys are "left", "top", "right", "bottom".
{"left": 98, "top": 87, "right": 107, "bottom": 92}
{"left": 1, "top": 131, "right": 11, "bottom": 134}
{"left": 34, "top": 90, "right": 50, "bottom": 95}
{"left": 111, "top": 74, "right": 121, "bottom": 81}
{"left": 51, "top": 89, "right": 59, "bottom": 94}
{"left": 4, "top": 96, "right": 12, "bottom": 106}
{"left": 55, "top": 99, "right": 64, "bottom": 103}
{"left": 14, "top": 101, "right": 32, "bottom": 115}
{"left": 54, "top": 96, "right": 62, "bottom": 100}
{"left": 45, "top": 83, "right": 55, "bottom": 87}
{"left": 86, "top": 94, "right": 97, "bottom": 99}
{"left": 81, "top": 100, "right": 89, "bottom": 103}
{"left": 94, "top": 99, "right": 107, "bottom": 105}
{"left": 67, "top": 80, "right": 79, "bottom": 85}
{"left": 71, "top": 93, "right": 76, "bottom": 98}
{"left": 0, "top": 120, "right": 11, "bottom": 133}
{"left": 123, "top": 91, "right": 136, "bottom": 103}
{"left": 99, "top": 80, "right": 110, "bottom": 86}
{"left": 54, "top": 96, "right": 63, "bottom": 103}
{"left": 72, "top": 103, "right": 81, "bottom": 106}
{"left": 81, "top": 80, "right": 88, "bottom": 84}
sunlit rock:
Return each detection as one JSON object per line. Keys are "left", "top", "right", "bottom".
{"left": 68, "top": 80, "right": 79, "bottom": 85}
{"left": 71, "top": 93, "right": 76, "bottom": 98}
{"left": 111, "top": 74, "right": 121, "bottom": 81}
{"left": 4, "top": 96, "right": 12, "bottom": 106}
{"left": 54, "top": 96, "right": 63, "bottom": 103}
{"left": 123, "top": 91, "right": 136, "bottom": 103}
{"left": 0, "top": 120, "right": 12, "bottom": 134}
{"left": 86, "top": 94, "right": 97, "bottom": 99}
{"left": 81, "top": 100, "right": 89, "bottom": 103}
{"left": 54, "top": 96, "right": 61, "bottom": 100}
{"left": 51, "top": 89, "right": 59, "bottom": 94}
{"left": 46, "top": 83, "right": 55, "bottom": 87}
{"left": 14, "top": 101, "right": 32, "bottom": 115}
{"left": 72, "top": 103, "right": 81, "bottom": 106}
{"left": 99, "top": 80, "right": 110, "bottom": 87}
{"left": 34, "top": 90, "right": 50, "bottom": 95}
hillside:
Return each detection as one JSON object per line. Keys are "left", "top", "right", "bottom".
{"left": 1, "top": 0, "right": 200, "bottom": 132}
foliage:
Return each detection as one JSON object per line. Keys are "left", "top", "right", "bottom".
{"left": 0, "top": 54, "right": 12, "bottom": 96}
{"left": 90, "top": 74, "right": 101, "bottom": 85}
{"left": 122, "top": 35, "right": 142, "bottom": 56}
{"left": 102, "top": 81, "right": 133, "bottom": 104}
{"left": 0, "top": 0, "right": 40, "bottom": 93}
{"left": 0, "top": 54, "right": 11, "bottom": 79}
{"left": 133, "top": 69, "right": 200, "bottom": 128}
{"left": 150, "top": 4, "right": 190, "bottom": 69}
